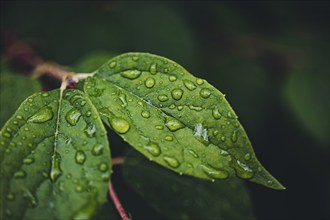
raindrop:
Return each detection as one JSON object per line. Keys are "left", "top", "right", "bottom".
{"left": 165, "top": 135, "right": 173, "bottom": 141}
{"left": 42, "top": 92, "right": 49, "bottom": 97}
{"left": 150, "top": 63, "right": 157, "bottom": 74}
{"left": 169, "top": 75, "right": 177, "bottom": 82}
{"left": 200, "top": 88, "right": 211, "bottom": 98}
{"left": 14, "top": 170, "right": 26, "bottom": 178}
{"left": 28, "top": 106, "right": 53, "bottom": 123}
{"left": 232, "top": 160, "right": 254, "bottom": 179}
{"left": 212, "top": 108, "right": 222, "bottom": 119}
{"left": 109, "top": 117, "right": 130, "bottom": 134}
{"left": 183, "top": 80, "right": 197, "bottom": 90}
{"left": 221, "top": 136, "right": 226, "bottom": 142}
{"left": 75, "top": 150, "right": 86, "bottom": 165}
{"left": 23, "top": 189, "right": 38, "bottom": 208}
{"left": 244, "top": 153, "right": 251, "bottom": 161}
{"left": 86, "top": 111, "right": 92, "bottom": 117}
{"left": 50, "top": 152, "right": 62, "bottom": 182}
{"left": 141, "top": 110, "right": 150, "bottom": 118}
{"left": 99, "top": 163, "right": 108, "bottom": 172}
{"left": 109, "top": 62, "right": 116, "bottom": 68}
{"left": 145, "top": 77, "right": 155, "bottom": 88}
{"left": 155, "top": 125, "right": 164, "bottom": 130}
{"left": 92, "top": 144, "right": 104, "bottom": 156}
{"left": 65, "top": 108, "right": 82, "bottom": 126}
{"left": 188, "top": 149, "right": 199, "bottom": 158}
{"left": 196, "top": 78, "right": 204, "bottom": 85}
{"left": 157, "top": 94, "right": 169, "bottom": 102}
{"left": 177, "top": 105, "right": 184, "bottom": 111}
{"left": 118, "top": 93, "right": 127, "bottom": 107}
{"left": 171, "top": 88, "right": 184, "bottom": 100}
{"left": 188, "top": 105, "right": 202, "bottom": 111}
{"left": 3, "top": 133, "right": 11, "bottom": 138}
{"left": 120, "top": 70, "right": 141, "bottom": 79}
{"left": 165, "top": 117, "right": 185, "bottom": 131}
{"left": 132, "top": 56, "right": 139, "bottom": 61}
{"left": 16, "top": 115, "right": 23, "bottom": 120}
{"left": 23, "top": 157, "right": 34, "bottom": 165}
{"left": 169, "top": 104, "right": 176, "bottom": 109}
{"left": 231, "top": 130, "right": 238, "bottom": 143}
{"left": 84, "top": 123, "right": 96, "bottom": 137}
{"left": 80, "top": 100, "right": 87, "bottom": 106}
{"left": 163, "top": 156, "right": 180, "bottom": 168}
{"left": 200, "top": 164, "right": 228, "bottom": 179}
{"left": 144, "top": 142, "right": 161, "bottom": 157}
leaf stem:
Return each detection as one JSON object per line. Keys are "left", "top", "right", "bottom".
{"left": 109, "top": 181, "right": 131, "bottom": 220}
{"left": 112, "top": 157, "right": 125, "bottom": 166}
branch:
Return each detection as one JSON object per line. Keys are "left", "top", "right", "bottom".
{"left": 109, "top": 182, "right": 131, "bottom": 220}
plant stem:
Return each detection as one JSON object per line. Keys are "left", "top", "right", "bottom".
{"left": 112, "top": 157, "right": 125, "bottom": 166}
{"left": 109, "top": 182, "right": 131, "bottom": 220}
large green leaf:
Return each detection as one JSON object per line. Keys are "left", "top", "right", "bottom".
{"left": 123, "top": 150, "right": 255, "bottom": 220}
{"left": 84, "top": 52, "right": 284, "bottom": 190}
{"left": 0, "top": 89, "right": 111, "bottom": 219}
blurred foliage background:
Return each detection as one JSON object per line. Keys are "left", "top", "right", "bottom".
{"left": 0, "top": 1, "right": 329, "bottom": 219}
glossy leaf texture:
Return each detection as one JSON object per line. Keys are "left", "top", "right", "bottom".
{"left": 123, "top": 150, "right": 255, "bottom": 220}
{"left": 0, "top": 89, "right": 111, "bottom": 219}
{"left": 84, "top": 52, "right": 284, "bottom": 190}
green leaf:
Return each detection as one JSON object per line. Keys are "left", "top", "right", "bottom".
{"left": 0, "top": 89, "right": 111, "bottom": 219}
{"left": 123, "top": 150, "right": 255, "bottom": 220}
{"left": 0, "top": 61, "right": 41, "bottom": 127}
{"left": 84, "top": 52, "right": 284, "bottom": 190}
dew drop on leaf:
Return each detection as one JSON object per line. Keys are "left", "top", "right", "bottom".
{"left": 144, "top": 142, "right": 161, "bottom": 157}
{"left": 171, "top": 88, "right": 184, "bottom": 100}
{"left": 23, "top": 157, "right": 34, "bottom": 165}
{"left": 141, "top": 110, "right": 150, "bottom": 118}
{"left": 244, "top": 153, "right": 251, "bottom": 161}
{"left": 200, "top": 88, "right": 211, "bottom": 98}
{"left": 183, "top": 79, "right": 197, "bottom": 90}
{"left": 65, "top": 108, "right": 82, "bottom": 126}
{"left": 98, "top": 163, "right": 108, "bottom": 172}
{"left": 199, "top": 164, "right": 229, "bottom": 179}
{"left": 75, "top": 150, "right": 86, "bottom": 165}
{"left": 28, "top": 106, "right": 53, "bottom": 123}
{"left": 165, "top": 117, "right": 185, "bottom": 131}
{"left": 165, "top": 135, "right": 174, "bottom": 141}
{"left": 92, "top": 144, "right": 104, "bottom": 156}
{"left": 188, "top": 149, "right": 199, "bottom": 158}
{"left": 212, "top": 108, "right": 222, "bottom": 120}
{"left": 196, "top": 78, "right": 204, "bottom": 85}
{"left": 109, "top": 61, "right": 117, "bottom": 68}
{"left": 144, "top": 77, "right": 156, "bottom": 88}
{"left": 109, "top": 117, "right": 130, "bottom": 134}
{"left": 14, "top": 170, "right": 26, "bottom": 178}
{"left": 120, "top": 70, "right": 142, "bottom": 79}
{"left": 231, "top": 130, "right": 238, "bottom": 143}
{"left": 157, "top": 94, "right": 169, "bottom": 102}
{"left": 84, "top": 123, "right": 97, "bottom": 137}
{"left": 232, "top": 160, "right": 254, "bottom": 179}
{"left": 169, "top": 75, "right": 177, "bottom": 82}
{"left": 50, "top": 152, "right": 62, "bottom": 182}
{"left": 163, "top": 156, "right": 180, "bottom": 168}
{"left": 150, "top": 63, "right": 157, "bottom": 74}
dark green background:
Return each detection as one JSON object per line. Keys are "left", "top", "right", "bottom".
{"left": 1, "top": 1, "right": 329, "bottom": 219}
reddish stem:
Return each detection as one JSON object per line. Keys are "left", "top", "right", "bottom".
{"left": 109, "top": 182, "right": 131, "bottom": 220}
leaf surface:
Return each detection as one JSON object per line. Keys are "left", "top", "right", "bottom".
{"left": 123, "top": 150, "right": 255, "bottom": 220}
{"left": 0, "top": 89, "right": 111, "bottom": 219}
{"left": 85, "top": 52, "right": 284, "bottom": 190}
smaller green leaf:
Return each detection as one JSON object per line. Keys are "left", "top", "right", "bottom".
{"left": 0, "top": 89, "right": 111, "bottom": 219}
{"left": 123, "top": 150, "right": 255, "bottom": 220}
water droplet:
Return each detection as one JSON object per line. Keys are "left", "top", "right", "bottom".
{"left": 183, "top": 80, "right": 197, "bottom": 90}
{"left": 6, "top": 193, "right": 15, "bottom": 201}
{"left": 188, "top": 105, "right": 202, "bottom": 111}
{"left": 84, "top": 123, "right": 96, "bottom": 137}
{"left": 165, "top": 135, "right": 173, "bottom": 141}
{"left": 14, "top": 170, "right": 26, "bottom": 178}
{"left": 188, "top": 149, "right": 199, "bottom": 158}
{"left": 267, "top": 180, "right": 273, "bottom": 186}
{"left": 75, "top": 150, "right": 86, "bottom": 165}
{"left": 141, "top": 110, "right": 150, "bottom": 118}
{"left": 64, "top": 108, "right": 81, "bottom": 126}
{"left": 171, "top": 88, "right": 184, "bottom": 100}
{"left": 3, "top": 132, "right": 11, "bottom": 138}
{"left": 145, "top": 77, "right": 155, "bottom": 88}
{"left": 196, "top": 78, "right": 204, "bottom": 85}
{"left": 150, "top": 63, "right": 157, "bottom": 74}
{"left": 157, "top": 94, "right": 169, "bottom": 102}
{"left": 120, "top": 70, "right": 141, "bottom": 79}
{"left": 144, "top": 142, "right": 161, "bottom": 156}
{"left": 169, "top": 104, "right": 176, "bottom": 109}
{"left": 23, "top": 189, "right": 38, "bottom": 208}
{"left": 86, "top": 111, "right": 92, "bottom": 117}
{"left": 163, "top": 156, "right": 180, "bottom": 168}
{"left": 23, "top": 157, "right": 34, "bottom": 165}
{"left": 193, "top": 124, "right": 209, "bottom": 144}
{"left": 99, "top": 163, "right": 108, "bottom": 172}
{"left": 221, "top": 136, "right": 226, "bottom": 142}
{"left": 109, "top": 61, "right": 116, "bottom": 68}
{"left": 109, "top": 117, "right": 130, "bottom": 134}
{"left": 80, "top": 100, "right": 87, "bottom": 106}
{"left": 212, "top": 108, "right": 222, "bottom": 119}
{"left": 119, "top": 93, "right": 127, "bottom": 107}
{"left": 164, "top": 68, "right": 169, "bottom": 73}
{"left": 232, "top": 160, "right": 254, "bottom": 179}
{"left": 91, "top": 144, "right": 104, "bottom": 156}
{"left": 169, "top": 75, "right": 177, "bottom": 82}
{"left": 76, "top": 185, "right": 83, "bottom": 192}
{"left": 132, "top": 56, "right": 139, "bottom": 61}
{"left": 200, "top": 88, "right": 211, "bottom": 98}
{"left": 177, "top": 105, "right": 184, "bottom": 111}
{"left": 24, "top": 127, "right": 29, "bottom": 131}
{"left": 244, "top": 153, "right": 251, "bottom": 161}
{"left": 50, "top": 152, "right": 62, "bottom": 182}
{"left": 42, "top": 92, "right": 49, "bottom": 97}
{"left": 16, "top": 115, "right": 23, "bottom": 120}
{"left": 155, "top": 125, "right": 164, "bottom": 130}
{"left": 165, "top": 117, "right": 185, "bottom": 131}
{"left": 28, "top": 106, "right": 53, "bottom": 123}
{"left": 200, "top": 164, "right": 228, "bottom": 179}
{"left": 231, "top": 130, "right": 238, "bottom": 143}
{"left": 13, "top": 120, "right": 18, "bottom": 125}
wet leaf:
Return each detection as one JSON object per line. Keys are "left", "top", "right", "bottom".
{"left": 0, "top": 62, "right": 41, "bottom": 127}
{"left": 0, "top": 89, "right": 111, "bottom": 219}
{"left": 123, "top": 150, "right": 255, "bottom": 220}
{"left": 84, "top": 52, "right": 284, "bottom": 190}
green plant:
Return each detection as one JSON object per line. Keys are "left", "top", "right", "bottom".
{"left": 0, "top": 52, "right": 284, "bottom": 220}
